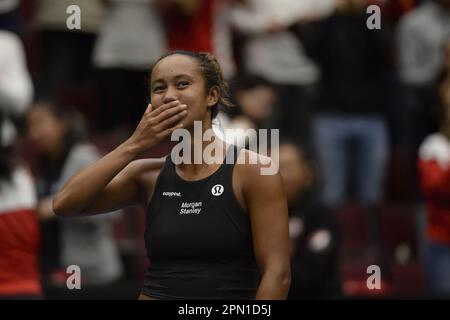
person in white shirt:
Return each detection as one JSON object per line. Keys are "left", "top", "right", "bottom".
{"left": 395, "top": 0, "right": 450, "bottom": 175}
{"left": 229, "top": 0, "right": 343, "bottom": 147}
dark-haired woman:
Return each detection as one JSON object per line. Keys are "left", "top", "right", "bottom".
{"left": 26, "top": 103, "right": 123, "bottom": 297}
{"left": 53, "top": 51, "right": 291, "bottom": 300}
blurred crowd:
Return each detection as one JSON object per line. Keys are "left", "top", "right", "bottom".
{"left": 0, "top": 0, "right": 450, "bottom": 299}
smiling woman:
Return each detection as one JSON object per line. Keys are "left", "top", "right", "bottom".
{"left": 52, "top": 50, "right": 291, "bottom": 300}
{"left": 150, "top": 50, "right": 233, "bottom": 127}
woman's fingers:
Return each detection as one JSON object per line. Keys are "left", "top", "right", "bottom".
{"left": 154, "top": 109, "right": 187, "bottom": 132}
{"left": 149, "top": 100, "right": 180, "bottom": 117}
{"left": 133, "top": 100, "right": 188, "bottom": 145}
{"left": 144, "top": 103, "right": 153, "bottom": 114}
{"left": 153, "top": 103, "right": 187, "bottom": 124}
{"left": 160, "top": 122, "right": 185, "bottom": 139}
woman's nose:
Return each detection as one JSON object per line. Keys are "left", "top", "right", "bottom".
{"left": 163, "top": 88, "right": 178, "bottom": 104}
{"left": 163, "top": 96, "right": 177, "bottom": 104}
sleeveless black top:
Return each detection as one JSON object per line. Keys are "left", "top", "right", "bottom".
{"left": 142, "top": 145, "right": 260, "bottom": 299}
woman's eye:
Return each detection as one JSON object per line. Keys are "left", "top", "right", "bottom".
{"left": 177, "top": 81, "right": 190, "bottom": 88}
{"left": 153, "top": 86, "right": 165, "bottom": 93}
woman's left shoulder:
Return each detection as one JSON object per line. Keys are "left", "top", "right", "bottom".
{"left": 234, "top": 148, "right": 279, "bottom": 183}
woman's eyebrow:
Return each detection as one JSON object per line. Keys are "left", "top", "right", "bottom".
{"left": 173, "top": 74, "right": 194, "bottom": 81}
{"left": 150, "top": 79, "right": 164, "bottom": 87}
{"left": 151, "top": 74, "right": 193, "bottom": 86}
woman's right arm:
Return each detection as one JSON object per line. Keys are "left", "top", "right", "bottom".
{"left": 53, "top": 100, "right": 187, "bottom": 217}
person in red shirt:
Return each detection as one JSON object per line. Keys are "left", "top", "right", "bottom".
{"left": 0, "top": 114, "right": 41, "bottom": 299}
{"left": 417, "top": 53, "right": 450, "bottom": 297}
{"left": 158, "top": 0, "right": 236, "bottom": 79}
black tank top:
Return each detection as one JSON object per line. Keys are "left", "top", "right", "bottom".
{"left": 142, "top": 144, "right": 260, "bottom": 299}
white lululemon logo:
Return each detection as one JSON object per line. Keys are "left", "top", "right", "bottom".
{"left": 211, "top": 184, "right": 224, "bottom": 196}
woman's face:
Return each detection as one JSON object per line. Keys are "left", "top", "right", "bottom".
{"left": 150, "top": 54, "right": 218, "bottom": 130}
{"left": 26, "top": 106, "right": 68, "bottom": 155}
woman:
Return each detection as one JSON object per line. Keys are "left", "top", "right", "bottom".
{"left": 53, "top": 51, "right": 291, "bottom": 299}
{"left": 26, "top": 103, "right": 123, "bottom": 296}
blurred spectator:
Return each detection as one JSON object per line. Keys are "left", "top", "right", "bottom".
{"left": 396, "top": 0, "right": 450, "bottom": 151}
{"left": 397, "top": 0, "right": 450, "bottom": 87}
{"left": 301, "top": 1, "right": 393, "bottom": 268}
{"left": 26, "top": 102, "right": 123, "bottom": 297}
{"left": 158, "top": 0, "right": 235, "bottom": 79}
{"left": 303, "top": 0, "right": 392, "bottom": 209}
{"left": 0, "top": 0, "right": 20, "bottom": 34}
{"left": 93, "top": 0, "right": 166, "bottom": 132}
{"left": 229, "top": 0, "right": 339, "bottom": 146}
{"left": 277, "top": 141, "right": 341, "bottom": 299}
{"left": 33, "top": 0, "right": 104, "bottom": 100}
{"left": 215, "top": 75, "right": 276, "bottom": 147}
{"left": 0, "top": 36, "right": 41, "bottom": 298}
{"left": 417, "top": 65, "right": 450, "bottom": 297}
{"left": 0, "top": 114, "right": 41, "bottom": 300}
